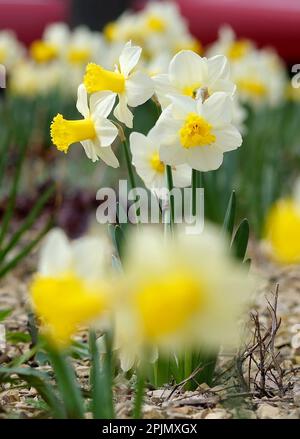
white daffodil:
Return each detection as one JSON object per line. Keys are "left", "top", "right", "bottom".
{"left": 0, "top": 30, "right": 25, "bottom": 70}
{"left": 10, "top": 60, "right": 62, "bottom": 97}
{"left": 206, "top": 25, "right": 254, "bottom": 63}
{"left": 130, "top": 129, "right": 191, "bottom": 198}
{"left": 153, "top": 50, "right": 235, "bottom": 109}
{"left": 43, "top": 22, "right": 70, "bottom": 48}
{"left": 50, "top": 84, "right": 119, "bottom": 166}
{"left": 30, "top": 228, "right": 110, "bottom": 348}
{"left": 66, "top": 27, "right": 106, "bottom": 66}
{"left": 114, "top": 225, "right": 254, "bottom": 368}
{"left": 153, "top": 92, "right": 242, "bottom": 171}
{"left": 232, "top": 50, "right": 286, "bottom": 107}
{"left": 83, "top": 41, "right": 154, "bottom": 128}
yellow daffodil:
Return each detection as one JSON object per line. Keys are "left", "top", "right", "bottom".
{"left": 30, "top": 229, "right": 111, "bottom": 348}
{"left": 265, "top": 199, "right": 300, "bottom": 264}
{"left": 51, "top": 84, "right": 119, "bottom": 166}
{"left": 83, "top": 41, "right": 154, "bottom": 128}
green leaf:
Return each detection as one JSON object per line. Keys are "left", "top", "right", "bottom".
{"left": 0, "top": 184, "right": 55, "bottom": 263}
{"left": 0, "top": 309, "right": 12, "bottom": 322}
{"left": 0, "top": 367, "right": 66, "bottom": 418}
{"left": 231, "top": 219, "right": 250, "bottom": 262}
{"left": 6, "top": 332, "right": 31, "bottom": 344}
{"left": 48, "top": 348, "right": 85, "bottom": 419}
{"left": 0, "top": 218, "right": 53, "bottom": 279}
{"left": 222, "top": 191, "right": 236, "bottom": 238}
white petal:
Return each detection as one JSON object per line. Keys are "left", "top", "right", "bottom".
{"left": 120, "top": 349, "right": 136, "bottom": 372}
{"left": 153, "top": 73, "right": 176, "bottom": 109}
{"left": 169, "top": 94, "right": 197, "bottom": 119}
{"left": 114, "top": 94, "right": 133, "bottom": 128}
{"left": 207, "top": 55, "right": 230, "bottom": 83}
{"left": 129, "top": 132, "right": 149, "bottom": 158}
{"left": 173, "top": 164, "right": 192, "bottom": 188}
{"left": 160, "top": 142, "right": 187, "bottom": 166}
{"left": 90, "top": 91, "right": 116, "bottom": 118}
{"left": 81, "top": 140, "right": 99, "bottom": 162}
{"left": 98, "top": 145, "right": 120, "bottom": 168}
{"left": 169, "top": 50, "right": 207, "bottom": 91}
{"left": 186, "top": 147, "right": 224, "bottom": 172}
{"left": 126, "top": 71, "right": 154, "bottom": 107}
{"left": 200, "top": 92, "right": 234, "bottom": 127}
{"left": 76, "top": 84, "right": 89, "bottom": 118}
{"left": 38, "top": 229, "right": 72, "bottom": 276}
{"left": 119, "top": 41, "right": 142, "bottom": 77}
{"left": 94, "top": 117, "right": 118, "bottom": 147}
{"left": 214, "top": 125, "right": 243, "bottom": 151}
{"left": 151, "top": 108, "right": 182, "bottom": 146}
{"left": 72, "top": 236, "right": 106, "bottom": 282}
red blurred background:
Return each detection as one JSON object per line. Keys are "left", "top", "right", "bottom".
{"left": 0, "top": 0, "right": 299, "bottom": 63}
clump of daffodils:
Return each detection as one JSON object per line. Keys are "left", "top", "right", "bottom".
{"left": 49, "top": 38, "right": 245, "bottom": 189}
{"left": 30, "top": 229, "right": 111, "bottom": 348}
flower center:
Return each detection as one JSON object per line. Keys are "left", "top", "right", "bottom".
{"left": 237, "top": 78, "right": 267, "bottom": 96}
{"left": 227, "top": 40, "right": 250, "bottom": 60}
{"left": 30, "top": 273, "right": 106, "bottom": 348}
{"left": 50, "top": 114, "right": 96, "bottom": 153}
{"left": 103, "top": 22, "right": 118, "bottom": 42}
{"left": 147, "top": 15, "right": 166, "bottom": 32}
{"left": 135, "top": 273, "right": 202, "bottom": 341}
{"left": 150, "top": 152, "right": 165, "bottom": 173}
{"left": 84, "top": 63, "right": 126, "bottom": 94}
{"left": 30, "top": 40, "right": 58, "bottom": 63}
{"left": 183, "top": 83, "right": 202, "bottom": 99}
{"left": 179, "top": 113, "right": 216, "bottom": 148}
{"left": 68, "top": 47, "right": 91, "bottom": 65}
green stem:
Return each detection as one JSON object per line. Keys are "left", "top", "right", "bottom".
{"left": 133, "top": 368, "right": 145, "bottom": 419}
{"left": 192, "top": 169, "right": 202, "bottom": 217}
{"left": 123, "top": 138, "right": 136, "bottom": 190}
{"left": 166, "top": 165, "right": 174, "bottom": 227}
{"left": 48, "top": 347, "right": 85, "bottom": 419}
{"left": 184, "top": 351, "right": 193, "bottom": 391}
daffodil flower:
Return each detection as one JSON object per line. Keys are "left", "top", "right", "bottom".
{"left": 30, "top": 229, "right": 110, "bottom": 348}
{"left": 265, "top": 198, "right": 300, "bottom": 264}
{"left": 153, "top": 92, "right": 242, "bottom": 172}
{"left": 130, "top": 129, "right": 191, "bottom": 198}
{"left": 207, "top": 26, "right": 254, "bottom": 62}
{"left": 114, "top": 226, "right": 254, "bottom": 368}
{"left": 51, "top": 84, "right": 119, "bottom": 166}
{"left": 153, "top": 50, "right": 235, "bottom": 109}
{"left": 83, "top": 41, "right": 154, "bottom": 128}
{"left": 0, "top": 30, "right": 25, "bottom": 70}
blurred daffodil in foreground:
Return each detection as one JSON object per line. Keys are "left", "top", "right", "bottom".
{"left": 114, "top": 226, "right": 254, "bottom": 371}
{"left": 265, "top": 198, "right": 300, "bottom": 264}
{"left": 51, "top": 84, "right": 119, "bottom": 166}
{"left": 30, "top": 229, "right": 110, "bottom": 348}
{"left": 83, "top": 41, "right": 154, "bottom": 128}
